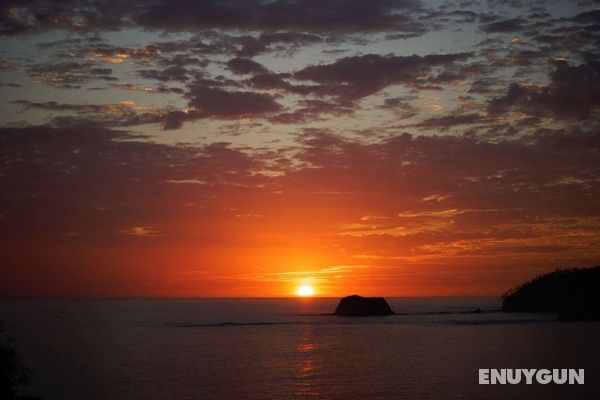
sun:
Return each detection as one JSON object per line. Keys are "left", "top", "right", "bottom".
{"left": 297, "top": 285, "right": 315, "bottom": 297}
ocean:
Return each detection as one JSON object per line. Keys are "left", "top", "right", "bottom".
{"left": 1, "top": 298, "right": 598, "bottom": 399}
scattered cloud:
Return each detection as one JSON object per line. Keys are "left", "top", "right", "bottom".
{"left": 120, "top": 226, "right": 162, "bottom": 237}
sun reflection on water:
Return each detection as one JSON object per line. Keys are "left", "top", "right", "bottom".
{"left": 294, "top": 325, "right": 321, "bottom": 397}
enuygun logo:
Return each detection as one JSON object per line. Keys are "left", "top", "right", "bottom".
{"left": 479, "top": 369, "right": 584, "bottom": 384}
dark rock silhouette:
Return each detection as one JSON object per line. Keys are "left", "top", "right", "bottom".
{"left": 334, "top": 295, "right": 394, "bottom": 316}
{"left": 502, "top": 266, "right": 600, "bottom": 321}
{"left": 0, "top": 322, "right": 38, "bottom": 400}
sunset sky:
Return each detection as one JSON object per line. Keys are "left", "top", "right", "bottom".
{"left": 1, "top": 0, "right": 600, "bottom": 297}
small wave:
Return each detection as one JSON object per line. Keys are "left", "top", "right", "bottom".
{"left": 445, "top": 318, "right": 557, "bottom": 326}
{"left": 166, "top": 309, "right": 552, "bottom": 329}
{"left": 294, "top": 309, "right": 501, "bottom": 317}
{"left": 168, "top": 321, "right": 310, "bottom": 328}
{"left": 168, "top": 319, "right": 402, "bottom": 328}
{"left": 395, "top": 309, "right": 501, "bottom": 316}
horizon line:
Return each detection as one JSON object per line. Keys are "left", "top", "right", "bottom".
{"left": 0, "top": 295, "right": 501, "bottom": 301}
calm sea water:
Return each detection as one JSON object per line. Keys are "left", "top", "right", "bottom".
{"left": 1, "top": 298, "right": 598, "bottom": 400}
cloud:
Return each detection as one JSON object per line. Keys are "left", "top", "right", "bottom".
{"left": 410, "top": 113, "right": 484, "bottom": 130}
{"left": 12, "top": 84, "right": 285, "bottom": 129}
{"left": 268, "top": 98, "right": 355, "bottom": 124}
{"left": 0, "top": 125, "right": 266, "bottom": 240}
{"left": 82, "top": 44, "right": 162, "bottom": 64}
{"left": 0, "top": 0, "right": 430, "bottom": 37}
{"left": 120, "top": 226, "right": 162, "bottom": 237}
{"left": 0, "top": 59, "right": 15, "bottom": 71}
{"left": 2, "top": 123, "right": 598, "bottom": 244}
{"left": 133, "top": 0, "right": 429, "bottom": 34}
{"left": 1, "top": 123, "right": 600, "bottom": 295}
{"left": 571, "top": 9, "right": 600, "bottom": 24}
{"left": 135, "top": 66, "right": 191, "bottom": 82}
{"left": 27, "top": 60, "right": 114, "bottom": 88}
{"left": 226, "top": 57, "right": 268, "bottom": 75}
{"left": 186, "top": 85, "right": 282, "bottom": 118}
{"left": 489, "top": 59, "right": 600, "bottom": 120}
{"left": 258, "top": 31, "right": 322, "bottom": 46}
{"left": 0, "top": 81, "right": 21, "bottom": 87}
{"left": 294, "top": 52, "right": 472, "bottom": 101}
{"left": 108, "top": 82, "right": 185, "bottom": 94}
{"left": 11, "top": 99, "right": 184, "bottom": 129}
{"left": 0, "top": 0, "right": 128, "bottom": 36}
{"left": 480, "top": 17, "right": 529, "bottom": 33}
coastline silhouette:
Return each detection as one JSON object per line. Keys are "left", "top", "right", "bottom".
{"left": 502, "top": 266, "right": 600, "bottom": 321}
{"left": 0, "top": 323, "right": 39, "bottom": 400}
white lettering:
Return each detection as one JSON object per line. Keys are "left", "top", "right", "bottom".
{"left": 522, "top": 369, "right": 536, "bottom": 384}
{"left": 478, "top": 369, "right": 490, "bottom": 384}
{"left": 569, "top": 369, "right": 584, "bottom": 384}
{"left": 491, "top": 369, "right": 506, "bottom": 384}
{"left": 553, "top": 369, "right": 567, "bottom": 384}
{"left": 537, "top": 369, "right": 552, "bottom": 384}
{"left": 506, "top": 369, "right": 521, "bottom": 384}
{"left": 478, "top": 369, "right": 585, "bottom": 385}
